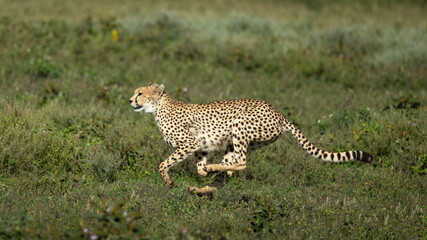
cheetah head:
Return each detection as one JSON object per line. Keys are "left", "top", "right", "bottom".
{"left": 129, "top": 84, "right": 165, "bottom": 113}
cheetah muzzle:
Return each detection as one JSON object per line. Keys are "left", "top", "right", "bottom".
{"left": 133, "top": 105, "right": 143, "bottom": 112}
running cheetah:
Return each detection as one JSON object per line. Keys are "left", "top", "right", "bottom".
{"left": 129, "top": 84, "right": 373, "bottom": 194}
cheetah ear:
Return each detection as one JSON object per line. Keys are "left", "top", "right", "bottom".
{"left": 153, "top": 84, "right": 164, "bottom": 96}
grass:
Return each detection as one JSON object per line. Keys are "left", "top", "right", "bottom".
{"left": 0, "top": 0, "right": 426, "bottom": 239}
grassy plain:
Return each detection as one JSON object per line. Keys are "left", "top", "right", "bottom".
{"left": 0, "top": 0, "right": 426, "bottom": 239}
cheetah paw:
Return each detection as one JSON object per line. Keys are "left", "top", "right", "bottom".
{"left": 197, "top": 168, "right": 208, "bottom": 176}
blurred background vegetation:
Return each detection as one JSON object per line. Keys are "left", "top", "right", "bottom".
{"left": 0, "top": 0, "right": 426, "bottom": 239}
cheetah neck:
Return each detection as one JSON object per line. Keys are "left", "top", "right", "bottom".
{"left": 154, "top": 94, "right": 189, "bottom": 117}
{"left": 153, "top": 94, "right": 192, "bottom": 134}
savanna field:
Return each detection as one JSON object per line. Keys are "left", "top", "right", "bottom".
{"left": 0, "top": 0, "right": 426, "bottom": 239}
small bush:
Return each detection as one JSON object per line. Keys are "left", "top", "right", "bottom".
{"left": 369, "top": 28, "right": 427, "bottom": 67}
{"left": 226, "top": 12, "right": 273, "bottom": 36}
{"left": 0, "top": 202, "right": 147, "bottom": 239}
{"left": 120, "top": 11, "right": 184, "bottom": 44}
{"left": 23, "top": 57, "right": 62, "bottom": 79}
{"left": 87, "top": 147, "right": 124, "bottom": 182}
{"left": 316, "top": 26, "right": 382, "bottom": 59}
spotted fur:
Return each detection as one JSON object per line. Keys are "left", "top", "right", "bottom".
{"left": 129, "top": 84, "right": 374, "bottom": 194}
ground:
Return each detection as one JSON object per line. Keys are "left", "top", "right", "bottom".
{"left": 0, "top": 0, "right": 426, "bottom": 239}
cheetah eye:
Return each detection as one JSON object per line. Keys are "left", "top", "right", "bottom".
{"left": 138, "top": 93, "right": 142, "bottom": 96}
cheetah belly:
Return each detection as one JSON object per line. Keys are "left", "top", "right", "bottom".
{"left": 189, "top": 126, "right": 231, "bottom": 152}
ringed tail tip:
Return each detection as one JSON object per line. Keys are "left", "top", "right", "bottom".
{"left": 360, "top": 151, "right": 374, "bottom": 163}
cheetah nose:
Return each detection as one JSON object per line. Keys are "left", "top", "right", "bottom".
{"left": 129, "top": 99, "right": 132, "bottom": 103}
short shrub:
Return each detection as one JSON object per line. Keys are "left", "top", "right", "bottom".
{"left": 315, "top": 26, "right": 382, "bottom": 59}
{"left": 87, "top": 147, "right": 124, "bottom": 182}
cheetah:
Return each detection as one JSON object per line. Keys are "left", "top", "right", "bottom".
{"left": 129, "top": 84, "right": 374, "bottom": 194}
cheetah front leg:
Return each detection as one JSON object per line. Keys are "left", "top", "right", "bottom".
{"left": 159, "top": 141, "right": 200, "bottom": 186}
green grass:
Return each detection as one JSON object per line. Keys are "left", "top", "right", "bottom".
{"left": 0, "top": 0, "right": 426, "bottom": 239}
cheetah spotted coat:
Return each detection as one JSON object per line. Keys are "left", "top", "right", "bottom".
{"left": 129, "top": 84, "right": 373, "bottom": 194}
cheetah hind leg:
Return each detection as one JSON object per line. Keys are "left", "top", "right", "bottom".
{"left": 189, "top": 147, "right": 234, "bottom": 194}
{"left": 203, "top": 132, "right": 249, "bottom": 173}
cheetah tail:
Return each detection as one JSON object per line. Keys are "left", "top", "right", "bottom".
{"left": 282, "top": 121, "right": 374, "bottom": 163}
